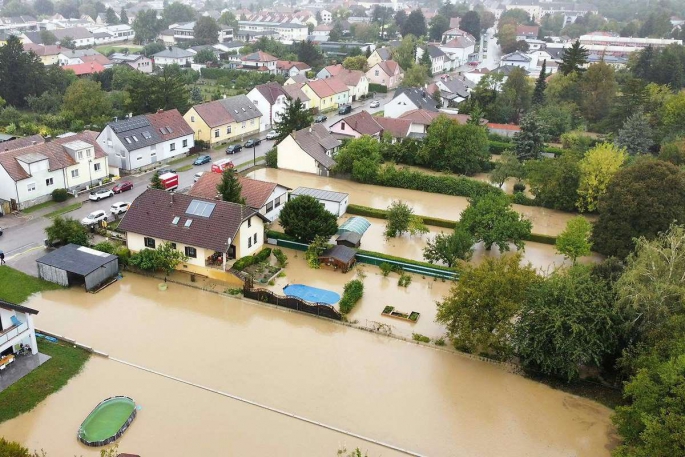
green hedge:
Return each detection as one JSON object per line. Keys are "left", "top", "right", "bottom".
{"left": 488, "top": 140, "right": 512, "bottom": 155}
{"left": 369, "top": 83, "right": 388, "bottom": 93}
{"left": 255, "top": 248, "right": 271, "bottom": 262}
{"left": 233, "top": 255, "right": 255, "bottom": 271}
{"left": 357, "top": 249, "right": 458, "bottom": 273}
{"left": 266, "top": 230, "right": 297, "bottom": 241}
{"left": 339, "top": 279, "right": 364, "bottom": 314}
{"left": 545, "top": 146, "right": 565, "bottom": 156}
{"left": 527, "top": 233, "right": 557, "bottom": 245}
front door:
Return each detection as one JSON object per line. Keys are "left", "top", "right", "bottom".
{"left": 228, "top": 245, "right": 236, "bottom": 259}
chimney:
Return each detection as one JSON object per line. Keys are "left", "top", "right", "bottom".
{"left": 157, "top": 108, "right": 163, "bottom": 114}
{"left": 292, "top": 129, "right": 296, "bottom": 139}
{"left": 308, "top": 126, "right": 312, "bottom": 133}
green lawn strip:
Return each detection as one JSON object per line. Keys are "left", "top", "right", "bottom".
{"left": 236, "top": 156, "right": 265, "bottom": 171}
{"left": 21, "top": 200, "right": 57, "bottom": 214}
{"left": 372, "top": 110, "right": 384, "bottom": 117}
{"left": 0, "top": 340, "right": 90, "bottom": 424}
{"left": 0, "top": 266, "right": 62, "bottom": 303}
{"left": 176, "top": 164, "right": 193, "bottom": 172}
{"left": 346, "top": 204, "right": 557, "bottom": 245}
{"left": 44, "top": 202, "right": 82, "bottom": 218}
{"left": 167, "top": 154, "right": 197, "bottom": 165}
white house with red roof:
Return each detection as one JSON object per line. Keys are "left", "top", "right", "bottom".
{"left": 275, "top": 60, "right": 311, "bottom": 77}
{"left": 240, "top": 50, "right": 278, "bottom": 73}
{"left": 247, "top": 82, "right": 289, "bottom": 132}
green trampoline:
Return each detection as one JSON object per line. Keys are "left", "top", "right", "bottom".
{"left": 77, "top": 396, "right": 137, "bottom": 447}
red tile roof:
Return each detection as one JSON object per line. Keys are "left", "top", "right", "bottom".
{"left": 376, "top": 117, "right": 411, "bottom": 138}
{"left": 306, "top": 79, "right": 336, "bottom": 98}
{"left": 189, "top": 173, "right": 286, "bottom": 209}
{"left": 323, "top": 64, "right": 344, "bottom": 76}
{"left": 375, "top": 60, "right": 401, "bottom": 77}
{"left": 332, "top": 110, "right": 382, "bottom": 136}
{"left": 147, "top": 109, "right": 194, "bottom": 141}
{"left": 276, "top": 60, "right": 310, "bottom": 71}
{"left": 399, "top": 109, "right": 478, "bottom": 126}
{"left": 333, "top": 68, "right": 365, "bottom": 86}
{"left": 80, "top": 53, "right": 111, "bottom": 66}
{"left": 487, "top": 123, "right": 521, "bottom": 131}
{"left": 63, "top": 61, "right": 105, "bottom": 75}
{"left": 516, "top": 25, "right": 539, "bottom": 36}
{"left": 241, "top": 50, "right": 278, "bottom": 62}
{"left": 23, "top": 43, "right": 69, "bottom": 56}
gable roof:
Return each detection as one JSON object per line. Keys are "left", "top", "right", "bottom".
{"left": 23, "top": 43, "right": 68, "bottom": 56}
{"left": 0, "top": 134, "right": 45, "bottom": 152}
{"left": 501, "top": 50, "right": 532, "bottom": 62}
{"left": 426, "top": 45, "right": 446, "bottom": 58}
{"left": 63, "top": 61, "right": 105, "bottom": 75}
{"left": 374, "top": 47, "right": 392, "bottom": 60}
{"left": 252, "top": 82, "right": 288, "bottom": 105}
{"left": 322, "top": 64, "right": 344, "bottom": 76}
{"left": 306, "top": 78, "right": 348, "bottom": 98}
{"left": 118, "top": 188, "right": 262, "bottom": 253}
{"left": 52, "top": 27, "right": 93, "bottom": 40}
{"left": 0, "top": 131, "right": 103, "bottom": 181}
{"left": 376, "top": 117, "right": 411, "bottom": 138}
{"left": 105, "top": 109, "right": 193, "bottom": 152}
{"left": 283, "top": 83, "right": 310, "bottom": 102}
{"left": 516, "top": 24, "right": 539, "bottom": 37}
{"left": 374, "top": 60, "right": 401, "bottom": 76}
{"left": 152, "top": 46, "right": 194, "bottom": 59}
{"left": 442, "top": 35, "right": 476, "bottom": 49}
{"left": 332, "top": 110, "right": 382, "bottom": 136}
{"left": 193, "top": 95, "right": 262, "bottom": 128}
{"left": 334, "top": 68, "right": 365, "bottom": 86}
{"left": 189, "top": 173, "right": 287, "bottom": 209}
{"left": 276, "top": 60, "right": 310, "bottom": 71}
{"left": 393, "top": 87, "right": 439, "bottom": 112}
{"left": 289, "top": 124, "right": 339, "bottom": 169}
{"left": 241, "top": 50, "right": 278, "bottom": 62}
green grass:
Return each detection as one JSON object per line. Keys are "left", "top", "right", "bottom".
{"left": 44, "top": 202, "right": 82, "bottom": 219}
{"left": 372, "top": 110, "right": 384, "bottom": 117}
{"left": 167, "top": 154, "right": 197, "bottom": 165}
{"left": 94, "top": 44, "right": 142, "bottom": 55}
{"left": 236, "top": 156, "right": 265, "bottom": 171}
{"left": 21, "top": 200, "right": 57, "bottom": 214}
{"left": 0, "top": 266, "right": 62, "bottom": 303}
{"left": 176, "top": 164, "right": 193, "bottom": 172}
{"left": 0, "top": 340, "right": 90, "bottom": 424}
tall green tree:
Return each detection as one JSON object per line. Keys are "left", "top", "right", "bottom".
{"left": 555, "top": 216, "right": 593, "bottom": 263}
{"left": 460, "top": 11, "right": 481, "bottom": 40}
{"left": 428, "top": 15, "right": 449, "bottom": 41}
{"left": 274, "top": 97, "right": 312, "bottom": 141}
{"left": 513, "top": 113, "right": 546, "bottom": 161}
{"left": 39, "top": 30, "right": 57, "bottom": 45}
{"left": 420, "top": 115, "right": 490, "bottom": 175}
{"left": 384, "top": 200, "right": 427, "bottom": 238}
{"left": 45, "top": 216, "right": 90, "bottom": 246}
{"left": 559, "top": 40, "right": 589, "bottom": 75}
{"left": 296, "top": 40, "right": 324, "bottom": 68}
{"left": 132, "top": 9, "right": 162, "bottom": 44}
{"left": 193, "top": 16, "right": 220, "bottom": 45}
{"left": 592, "top": 159, "right": 685, "bottom": 258}
{"left": 532, "top": 59, "right": 547, "bottom": 106}
{"left": 162, "top": 1, "right": 196, "bottom": 25}
{"left": 194, "top": 48, "right": 217, "bottom": 64}
{"left": 217, "top": 168, "right": 245, "bottom": 204}
{"left": 61, "top": 79, "right": 112, "bottom": 125}
{"left": 400, "top": 9, "right": 426, "bottom": 37}
{"left": 0, "top": 35, "right": 47, "bottom": 107}
{"left": 526, "top": 153, "right": 581, "bottom": 212}
{"left": 151, "top": 64, "right": 191, "bottom": 114}
{"left": 279, "top": 195, "right": 338, "bottom": 243}
{"left": 576, "top": 142, "right": 627, "bottom": 213}
{"left": 436, "top": 253, "right": 539, "bottom": 357}
{"left": 119, "top": 7, "right": 128, "bottom": 24}
{"left": 423, "top": 225, "right": 474, "bottom": 267}
{"left": 105, "top": 7, "right": 118, "bottom": 24}
{"left": 333, "top": 135, "right": 382, "bottom": 183}
{"left": 615, "top": 110, "right": 653, "bottom": 155}
{"left": 459, "top": 192, "right": 532, "bottom": 251}
{"left": 402, "top": 64, "right": 430, "bottom": 86}
{"left": 150, "top": 171, "right": 164, "bottom": 189}
{"left": 489, "top": 151, "right": 524, "bottom": 188}
{"left": 502, "top": 66, "right": 531, "bottom": 123}
{"left": 579, "top": 61, "right": 617, "bottom": 124}
{"left": 218, "top": 11, "right": 238, "bottom": 28}
{"left": 392, "top": 34, "right": 417, "bottom": 70}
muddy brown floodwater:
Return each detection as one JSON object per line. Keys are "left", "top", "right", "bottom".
{"left": 0, "top": 275, "right": 617, "bottom": 456}
{"left": 249, "top": 169, "right": 596, "bottom": 237}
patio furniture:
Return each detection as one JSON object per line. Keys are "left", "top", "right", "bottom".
{"left": 0, "top": 354, "right": 15, "bottom": 370}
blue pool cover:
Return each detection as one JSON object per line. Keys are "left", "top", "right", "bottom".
{"left": 283, "top": 284, "right": 340, "bottom": 305}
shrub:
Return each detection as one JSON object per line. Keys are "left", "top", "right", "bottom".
{"left": 0, "top": 438, "right": 36, "bottom": 457}
{"left": 368, "top": 83, "right": 387, "bottom": 93}
{"left": 93, "top": 241, "right": 116, "bottom": 254}
{"left": 488, "top": 140, "right": 511, "bottom": 155}
{"left": 379, "top": 262, "right": 393, "bottom": 276}
{"left": 273, "top": 248, "right": 288, "bottom": 267}
{"left": 434, "top": 337, "right": 446, "bottom": 346}
{"left": 51, "top": 188, "right": 69, "bottom": 202}
{"left": 233, "top": 255, "right": 255, "bottom": 271}
{"left": 339, "top": 279, "right": 364, "bottom": 314}
{"left": 115, "top": 246, "right": 131, "bottom": 266}
{"left": 225, "top": 287, "right": 242, "bottom": 295}
{"left": 412, "top": 333, "right": 430, "bottom": 343}
{"left": 265, "top": 147, "right": 277, "bottom": 168}
{"left": 266, "top": 230, "right": 297, "bottom": 241}
{"left": 512, "top": 192, "right": 537, "bottom": 206}
{"left": 254, "top": 248, "right": 272, "bottom": 263}
{"left": 398, "top": 272, "right": 412, "bottom": 287}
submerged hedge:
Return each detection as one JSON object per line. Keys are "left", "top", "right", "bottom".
{"left": 375, "top": 165, "right": 502, "bottom": 199}
{"left": 339, "top": 279, "right": 364, "bottom": 314}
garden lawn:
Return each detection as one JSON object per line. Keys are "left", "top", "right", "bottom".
{"left": 0, "top": 340, "right": 90, "bottom": 423}
{"left": 21, "top": 200, "right": 56, "bottom": 214}
{"left": 0, "top": 266, "right": 62, "bottom": 303}
{"left": 45, "top": 202, "right": 82, "bottom": 218}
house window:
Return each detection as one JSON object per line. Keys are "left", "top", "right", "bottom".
{"left": 185, "top": 246, "right": 197, "bottom": 258}
{"left": 214, "top": 130, "right": 220, "bottom": 138}
{"left": 144, "top": 237, "right": 155, "bottom": 248}
{"left": 45, "top": 178, "right": 53, "bottom": 186}
{"left": 227, "top": 126, "right": 232, "bottom": 134}
{"left": 107, "top": 139, "right": 112, "bottom": 146}
{"left": 341, "top": 122, "right": 345, "bottom": 130}
{"left": 170, "top": 143, "right": 176, "bottom": 151}
{"left": 77, "top": 150, "right": 83, "bottom": 159}
{"left": 375, "top": 70, "right": 379, "bottom": 76}
{"left": 87, "top": 149, "right": 92, "bottom": 157}
{"left": 182, "top": 139, "right": 188, "bottom": 148}
{"left": 242, "top": 122, "right": 246, "bottom": 128}
{"left": 27, "top": 182, "right": 36, "bottom": 192}
{"left": 247, "top": 216, "right": 251, "bottom": 228}
{"left": 274, "top": 196, "right": 281, "bottom": 207}
{"left": 71, "top": 169, "right": 79, "bottom": 178}
{"left": 266, "top": 201, "right": 273, "bottom": 213}
{"left": 94, "top": 163, "right": 101, "bottom": 172}
{"left": 253, "top": 233, "right": 257, "bottom": 244}
{"left": 191, "top": 116, "right": 195, "bottom": 122}
{"left": 250, "top": 119, "right": 254, "bottom": 125}
{"left": 151, "top": 152, "right": 157, "bottom": 162}
{"left": 170, "top": 243, "right": 177, "bottom": 250}
{"left": 248, "top": 236, "right": 252, "bottom": 248}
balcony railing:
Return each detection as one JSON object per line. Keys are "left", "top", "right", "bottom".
{"left": 0, "top": 322, "right": 29, "bottom": 346}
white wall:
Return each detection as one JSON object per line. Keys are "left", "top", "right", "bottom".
{"left": 126, "top": 232, "right": 208, "bottom": 268}
{"left": 234, "top": 216, "right": 264, "bottom": 259}
{"left": 64, "top": 157, "right": 108, "bottom": 189}
{"left": 384, "top": 93, "right": 416, "bottom": 119}
{"left": 0, "top": 165, "right": 18, "bottom": 204}
{"left": 276, "top": 135, "right": 321, "bottom": 175}
{"left": 247, "top": 89, "right": 287, "bottom": 132}
{"left": 260, "top": 185, "right": 288, "bottom": 222}
{"left": 291, "top": 194, "right": 348, "bottom": 217}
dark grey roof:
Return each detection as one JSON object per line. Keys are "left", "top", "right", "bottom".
{"left": 289, "top": 124, "right": 339, "bottom": 169}
{"left": 23, "top": 31, "right": 42, "bottom": 43}
{"left": 376, "top": 47, "right": 391, "bottom": 60}
{"left": 427, "top": 45, "right": 445, "bottom": 59}
{"left": 320, "top": 245, "right": 356, "bottom": 263}
{"left": 0, "top": 299, "right": 38, "bottom": 315}
{"left": 52, "top": 27, "right": 93, "bottom": 40}
{"left": 291, "top": 186, "right": 348, "bottom": 202}
{"left": 440, "top": 78, "right": 472, "bottom": 97}
{"left": 108, "top": 116, "right": 158, "bottom": 151}
{"left": 393, "top": 87, "right": 439, "bottom": 112}
{"left": 152, "top": 46, "right": 194, "bottom": 59}
{"left": 336, "top": 231, "right": 361, "bottom": 244}
{"left": 37, "top": 243, "right": 117, "bottom": 276}
{"left": 501, "top": 51, "right": 531, "bottom": 62}
{"left": 492, "top": 65, "right": 529, "bottom": 76}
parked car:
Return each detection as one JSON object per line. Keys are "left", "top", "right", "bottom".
{"left": 194, "top": 171, "right": 205, "bottom": 182}
{"left": 157, "top": 167, "right": 176, "bottom": 175}
{"left": 338, "top": 105, "right": 352, "bottom": 115}
{"left": 110, "top": 202, "right": 130, "bottom": 215}
{"left": 314, "top": 115, "right": 327, "bottom": 123}
{"left": 226, "top": 144, "right": 242, "bottom": 154}
{"left": 88, "top": 189, "right": 114, "bottom": 201}
{"left": 370, "top": 100, "right": 380, "bottom": 108}
{"left": 193, "top": 155, "right": 211, "bottom": 165}
{"left": 266, "top": 130, "right": 278, "bottom": 140}
{"left": 112, "top": 181, "right": 133, "bottom": 193}
{"left": 244, "top": 138, "right": 262, "bottom": 148}
{"left": 81, "top": 210, "right": 108, "bottom": 225}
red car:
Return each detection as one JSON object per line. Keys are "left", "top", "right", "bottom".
{"left": 112, "top": 181, "right": 133, "bottom": 193}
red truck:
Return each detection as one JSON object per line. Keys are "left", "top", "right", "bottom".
{"left": 158, "top": 172, "right": 179, "bottom": 191}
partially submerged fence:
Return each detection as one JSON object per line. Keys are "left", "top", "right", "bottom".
{"left": 243, "top": 281, "right": 342, "bottom": 321}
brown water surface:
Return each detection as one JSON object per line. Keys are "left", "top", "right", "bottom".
{"left": 0, "top": 276, "right": 616, "bottom": 456}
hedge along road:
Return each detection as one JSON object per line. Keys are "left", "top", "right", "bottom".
{"left": 249, "top": 168, "right": 596, "bottom": 237}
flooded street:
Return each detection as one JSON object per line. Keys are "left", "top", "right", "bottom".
{"left": 0, "top": 276, "right": 617, "bottom": 456}
{"left": 249, "top": 169, "right": 594, "bottom": 236}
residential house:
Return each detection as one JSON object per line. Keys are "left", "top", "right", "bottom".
{"left": 183, "top": 95, "right": 262, "bottom": 146}
{"left": 90, "top": 24, "right": 135, "bottom": 44}
{"left": 439, "top": 34, "right": 476, "bottom": 68}
{"left": 52, "top": 27, "right": 94, "bottom": 47}
{"left": 329, "top": 110, "right": 383, "bottom": 139}
{"left": 284, "top": 73, "right": 308, "bottom": 85}
{"left": 301, "top": 78, "right": 349, "bottom": 112}
{"left": 312, "top": 24, "right": 332, "bottom": 38}
{"left": 119, "top": 188, "right": 268, "bottom": 279}
{"left": 63, "top": 61, "right": 106, "bottom": 76}
{"left": 163, "top": 21, "right": 233, "bottom": 45}
{"left": 96, "top": 109, "right": 194, "bottom": 174}
{"left": 189, "top": 173, "right": 290, "bottom": 222}
{"left": 282, "top": 83, "right": 311, "bottom": 110}
{"left": 399, "top": 109, "right": 476, "bottom": 137}
{"left": 366, "top": 60, "right": 403, "bottom": 89}
{"left": 316, "top": 63, "right": 343, "bottom": 79}
{"left": 334, "top": 68, "right": 369, "bottom": 101}
{"left": 0, "top": 300, "right": 39, "bottom": 358}
{"left": 0, "top": 132, "right": 109, "bottom": 209}
{"left": 276, "top": 60, "right": 311, "bottom": 77}
{"left": 240, "top": 50, "right": 278, "bottom": 74}
{"left": 110, "top": 53, "right": 153, "bottom": 73}
{"left": 320, "top": 9, "right": 333, "bottom": 23}
{"left": 500, "top": 50, "right": 537, "bottom": 71}
{"left": 23, "top": 43, "right": 65, "bottom": 65}
{"left": 464, "top": 66, "right": 490, "bottom": 85}
{"left": 247, "top": 82, "right": 289, "bottom": 132}
{"left": 366, "top": 47, "right": 392, "bottom": 68}
{"left": 57, "top": 48, "right": 109, "bottom": 66}
{"left": 442, "top": 27, "right": 471, "bottom": 43}
{"left": 290, "top": 187, "right": 348, "bottom": 217}
{"left": 430, "top": 76, "right": 473, "bottom": 106}
{"left": 151, "top": 46, "right": 194, "bottom": 67}
{"left": 424, "top": 45, "right": 446, "bottom": 74}
{"left": 385, "top": 87, "right": 439, "bottom": 119}
{"left": 276, "top": 124, "right": 339, "bottom": 176}
{"left": 237, "top": 21, "right": 308, "bottom": 43}
{"left": 516, "top": 24, "right": 539, "bottom": 41}
{"left": 375, "top": 117, "right": 412, "bottom": 142}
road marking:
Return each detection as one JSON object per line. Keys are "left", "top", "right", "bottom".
{"left": 5, "top": 243, "right": 43, "bottom": 259}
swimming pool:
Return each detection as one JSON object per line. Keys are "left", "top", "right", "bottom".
{"left": 77, "top": 396, "right": 137, "bottom": 447}
{"left": 283, "top": 284, "right": 340, "bottom": 305}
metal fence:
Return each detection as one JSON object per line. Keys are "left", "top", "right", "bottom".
{"left": 243, "top": 286, "right": 342, "bottom": 321}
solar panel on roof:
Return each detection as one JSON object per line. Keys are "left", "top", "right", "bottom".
{"left": 186, "top": 199, "right": 216, "bottom": 218}
{"left": 111, "top": 117, "right": 151, "bottom": 133}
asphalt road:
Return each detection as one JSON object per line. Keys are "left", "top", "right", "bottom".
{"left": 0, "top": 93, "right": 393, "bottom": 271}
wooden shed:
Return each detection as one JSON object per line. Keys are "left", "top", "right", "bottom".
{"left": 318, "top": 245, "right": 356, "bottom": 273}
{"left": 336, "top": 231, "right": 362, "bottom": 248}
{"left": 36, "top": 244, "right": 119, "bottom": 292}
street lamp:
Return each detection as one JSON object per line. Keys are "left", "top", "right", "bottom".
{"left": 88, "top": 159, "right": 93, "bottom": 189}
{"left": 253, "top": 142, "right": 256, "bottom": 170}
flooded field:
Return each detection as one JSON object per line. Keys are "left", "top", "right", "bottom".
{"left": 0, "top": 275, "right": 617, "bottom": 456}
{"left": 249, "top": 169, "right": 594, "bottom": 236}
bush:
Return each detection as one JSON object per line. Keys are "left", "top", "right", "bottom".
{"left": 398, "top": 272, "right": 412, "bottom": 287}
{"left": 0, "top": 437, "right": 38, "bottom": 457}
{"left": 255, "top": 248, "right": 272, "bottom": 263}
{"left": 339, "top": 279, "right": 364, "bottom": 314}
{"left": 512, "top": 191, "right": 537, "bottom": 206}
{"left": 434, "top": 337, "right": 446, "bottom": 346}
{"left": 513, "top": 182, "right": 526, "bottom": 193}
{"left": 93, "top": 241, "right": 116, "bottom": 254}
{"left": 232, "top": 255, "right": 255, "bottom": 271}
{"left": 266, "top": 230, "right": 297, "bottom": 242}
{"left": 379, "top": 262, "right": 393, "bottom": 276}
{"left": 51, "top": 188, "right": 69, "bottom": 202}
{"left": 488, "top": 140, "right": 511, "bottom": 155}
{"left": 368, "top": 83, "right": 387, "bottom": 93}
{"left": 488, "top": 133, "right": 514, "bottom": 143}
{"left": 412, "top": 333, "right": 430, "bottom": 343}
{"left": 273, "top": 248, "right": 288, "bottom": 267}
{"left": 115, "top": 246, "right": 131, "bottom": 266}
{"left": 265, "top": 147, "right": 277, "bottom": 168}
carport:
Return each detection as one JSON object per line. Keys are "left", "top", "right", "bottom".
{"left": 36, "top": 244, "right": 119, "bottom": 292}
